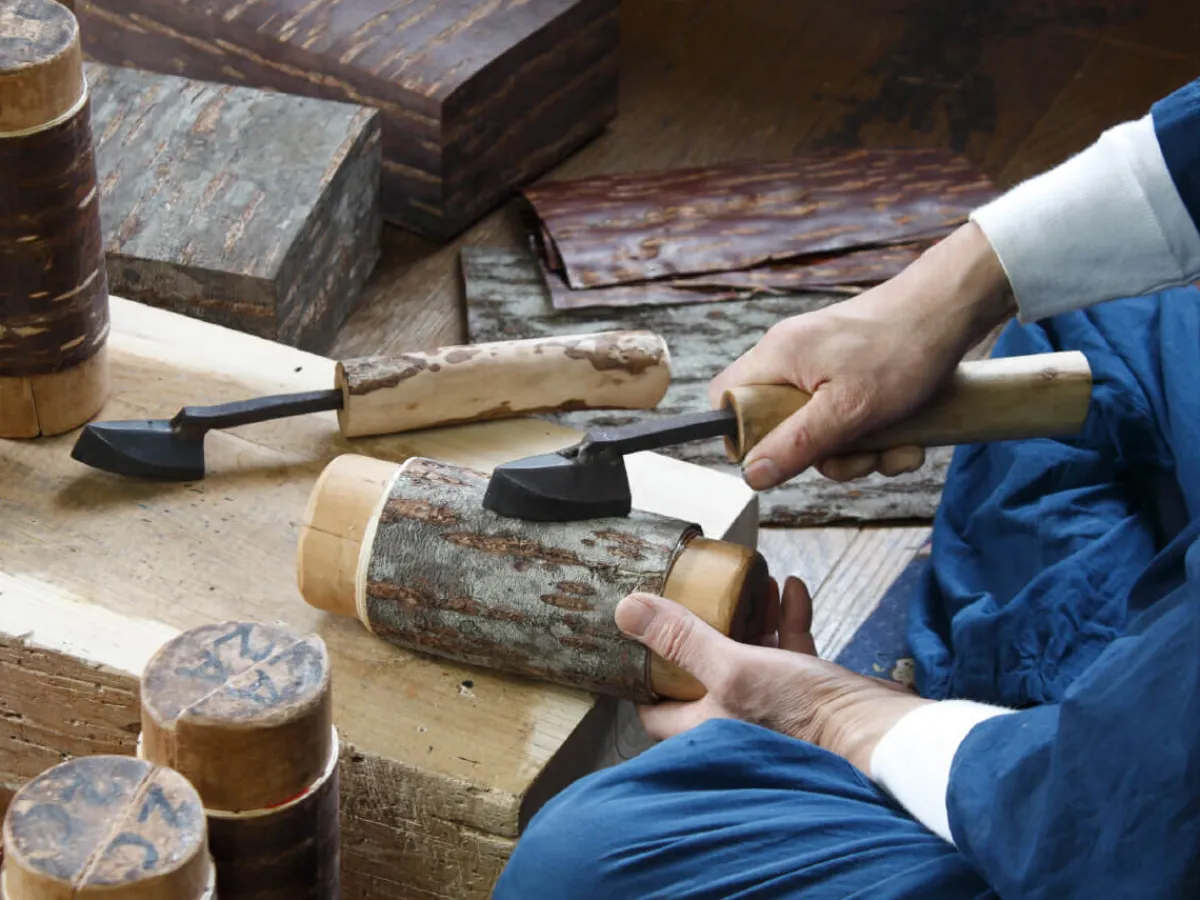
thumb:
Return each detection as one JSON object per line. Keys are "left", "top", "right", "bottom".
{"left": 615, "top": 592, "right": 734, "bottom": 689}
{"left": 742, "top": 384, "right": 869, "bottom": 490}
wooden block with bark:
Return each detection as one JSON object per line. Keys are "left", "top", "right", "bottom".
{"left": 0, "top": 296, "right": 757, "bottom": 900}
{"left": 84, "top": 61, "right": 382, "bottom": 353}
{"left": 74, "top": 0, "right": 621, "bottom": 241}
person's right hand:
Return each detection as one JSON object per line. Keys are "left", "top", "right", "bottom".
{"left": 708, "top": 222, "right": 1016, "bottom": 491}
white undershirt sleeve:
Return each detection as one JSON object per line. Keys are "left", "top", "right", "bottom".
{"left": 970, "top": 114, "right": 1200, "bottom": 322}
{"left": 868, "top": 699, "right": 1014, "bottom": 845}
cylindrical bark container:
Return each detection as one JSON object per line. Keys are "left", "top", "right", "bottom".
{"left": 0, "top": 0, "right": 110, "bottom": 438}
{"left": 1, "top": 754, "right": 215, "bottom": 899}
{"left": 297, "top": 454, "right": 772, "bottom": 702}
{"left": 137, "top": 621, "right": 341, "bottom": 900}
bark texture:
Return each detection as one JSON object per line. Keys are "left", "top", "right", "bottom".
{"left": 0, "top": 96, "right": 109, "bottom": 378}
{"left": 537, "top": 242, "right": 928, "bottom": 310}
{"left": 463, "top": 248, "right": 1002, "bottom": 526}
{"left": 205, "top": 759, "right": 340, "bottom": 900}
{"left": 362, "top": 458, "right": 700, "bottom": 701}
{"left": 520, "top": 148, "right": 998, "bottom": 290}
{"left": 75, "top": 0, "right": 620, "bottom": 240}
{"left": 84, "top": 62, "right": 381, "bottom": 353}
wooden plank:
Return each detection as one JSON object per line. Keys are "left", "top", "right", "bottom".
{"left": 0, "top": 296, "right": 757, "bottom": 900}
{"left": 758, "top": 527, "right": 860, "bottom": 598}
{"left": 85, "top": 61, "right": 382, "bottom": 354}
{"left": 811, "top": 526, "right": 932, "bottom": 660}
{"left": 75, "top": 0, "right": 620, "bottom": 241}
{"left": 463, "top": 246, "right": 958, "bottom": 526}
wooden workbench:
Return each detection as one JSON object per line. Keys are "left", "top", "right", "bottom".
{"left": 0, "top": 296, "right": 758, "bottom": 899}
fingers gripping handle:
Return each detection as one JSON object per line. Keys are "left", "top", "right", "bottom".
{"left": 335, "top": 331, "right": 672, "bottom": 438}
{"left": 720, "top": 350, "right": 1093, "bottom": 462}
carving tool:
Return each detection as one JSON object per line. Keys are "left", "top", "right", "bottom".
{"left": 482, "top": 350, "right": 1094, "bottom": 522}
{"left": 70, "top": 330, "right": 671, "bottom": 481}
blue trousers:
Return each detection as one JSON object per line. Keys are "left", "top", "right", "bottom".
{"left": 495, "top": 718, "right": 992, "bottom": 898}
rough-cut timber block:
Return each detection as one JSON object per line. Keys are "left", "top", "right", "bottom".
{"left": 84, "top": 61, "right": 382, "bottom": 352}
{"left": 74, "top": 0, "right": 621, "bottom": 241}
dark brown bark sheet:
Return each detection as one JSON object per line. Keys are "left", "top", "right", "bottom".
{"left": 464, "top": 247, "right": 997, "bottom": 526}
{"left": 540, "top": 241, "right": 928, "bottom": 310}
{"left": 520, "top": 148, "right": 997, "bottom": 295}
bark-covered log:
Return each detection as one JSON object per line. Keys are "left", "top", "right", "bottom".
{"left": 139, "top": 621, "right": 339, "bottom": 900}
{"left": 361, "top": 458, "right": 701, "bottom": 702}
{"left": 519, "top": 148, "right": 996, "bottom": 290}
{"left": 83, "top": 62, "right": 381, "bottom": 353}
{"left": 463, "top": 247, "right": 1000, "bottom": 526}
{"left": 1, "top": 755, "right": 215, "bottom": 898}
{"left": 75, "top": 0, "right": 620, "bottom": 241}
{"left": 0, "top": 0, "right": 110, "bottom": 438}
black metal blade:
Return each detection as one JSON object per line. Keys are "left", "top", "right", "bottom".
{"left": 71, "top": 420, "right": 207, "bottom": 481}
{"left": 483, "top": 452, "right": 633, "bottom": 521}
{"left": 483, "top": 408, "right": 738, "bottom": 522}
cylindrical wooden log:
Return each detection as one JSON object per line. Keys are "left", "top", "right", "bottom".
{"left": 335, "top": 330, "right": 671, "bottom": 438}
{"left": 0, "top": 0, "right": 110, "bottom": 439}
{"left": 1, "top": 754, "right": 215, "bottom": 899}
{"left": 296, "top": 454, "right": 771, "bottom": 701}
{"left": 138, "top": 621, "right": 340, "bottom": 900}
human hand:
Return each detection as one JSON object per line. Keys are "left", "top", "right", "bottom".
{"left": 615, "top": 576, "right": 931, "bottom": 774}
{"left": 709, "top": 222, "right": 1015, "bottom": 491}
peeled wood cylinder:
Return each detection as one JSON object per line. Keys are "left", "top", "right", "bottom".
{"left": 1, "top": 754, "right": 215, "bottom": 899}
{"left": 0, "top": 0, "right": 110, "bottom": 438}
{"left": 138, "top": 621, "right": 340, "bottom": 900}
{"left": 297, "top": 454, "right": 772, "bottom": 702}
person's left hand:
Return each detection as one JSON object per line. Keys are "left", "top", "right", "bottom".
{"left": 615, "top": 577, "right": 933, "bottom": 774}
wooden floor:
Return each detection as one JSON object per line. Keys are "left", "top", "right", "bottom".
{"left": 335, "top": 0, "right": 1200, "bottom": 649}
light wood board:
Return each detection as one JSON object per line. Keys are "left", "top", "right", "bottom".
{"left": 0, "top": 296, "right": 757, "bottom": 900}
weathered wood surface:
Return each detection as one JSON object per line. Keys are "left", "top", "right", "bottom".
{"left": 75, "top": 0, "right": 620, "bottom": 241}
{"left": 83, "top": 62, "right": 381, "bottom": 353}
{"left": 0, "top": 296, "right": 756, "bottom": 900}
{"left": 465, "top": 247, "right": 969, "bottom": 525}
{"left": 1, "top": 755, "right": 215, "bottom": 898}
{"left": 362, "top": 457, "right": 697, "bottom": 702}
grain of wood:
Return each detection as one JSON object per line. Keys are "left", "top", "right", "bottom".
{"left": 757, "top": 527, "right": 860, "bottom": 597}
{"left": 84, "top": 61, "right": 382, "bottom": 353}
{"left": 75, "top": 0, "right": 620, "bottom": 240}
{"left": 810, "top": 526, "right": 932, "bottom": 660}
{"left": 0, "top": 296, "right": 756, "bottom": 900}
{"left": 464, "top": 246, "right": 961, "bottom": 525}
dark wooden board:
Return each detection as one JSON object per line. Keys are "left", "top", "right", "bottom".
{"left": 85, "top": 62, "right": 381, "bottom": 353}
{"left": 75, "top": 0, "right": 620, "bottom": 241}
{"left": 463, "top": 247, "right": 964, "bottom": 526}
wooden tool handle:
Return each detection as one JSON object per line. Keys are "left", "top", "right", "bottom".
{"left": 335, "top": 330, "right": 670, "bottom": 438}
{"left": 721, "top": 350, "right": 1093, "bottom": 461}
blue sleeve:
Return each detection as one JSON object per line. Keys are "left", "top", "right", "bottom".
{"left": 1152, "top": 78, "right": 1200, "bottom": 232}
{"left": 945, "top": 554, "right": 1200, "bottom": 896}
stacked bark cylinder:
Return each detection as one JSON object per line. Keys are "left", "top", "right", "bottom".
{"left": 1, "top": 754, "right": 216, "bottom": 898}
{"left": 0, "top": 0, "right": 110, "bottom": 438}
{"left": 297, "top": 455, "right": 772, "bottom": 701}
{"left": 137, "top": 621, "right": 342, "bottom": 899}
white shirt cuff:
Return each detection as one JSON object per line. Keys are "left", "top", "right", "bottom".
{"left": 868, "top": 699, "right": 1014, "bottom": 845}
{"left": 970, "top": 114, "right": 1200, "bottom": 322}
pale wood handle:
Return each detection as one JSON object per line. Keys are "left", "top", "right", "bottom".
{"left": 721, "top": 350, "right": 1093, "bottom": 462}
{"left": 335, "top": 330, "right": 671, "bottom": 438}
